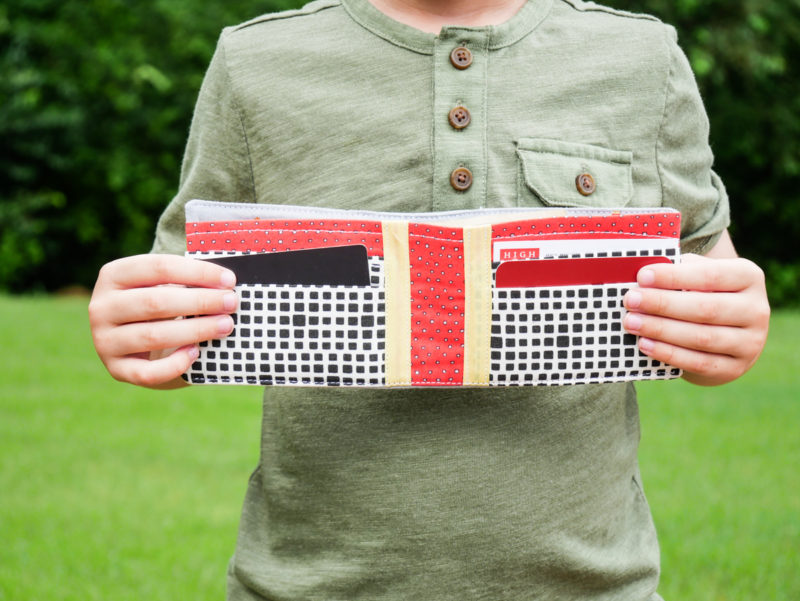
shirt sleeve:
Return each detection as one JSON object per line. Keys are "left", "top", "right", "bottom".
{"left": 151, "top": 31, "right": 256, "bottom": 255}
{"left": 657, "top": 27, "right": 730, "bottom": 255}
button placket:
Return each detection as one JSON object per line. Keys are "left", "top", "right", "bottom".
{"left": 433, "top": 31, "right": 488, "bottom": 209}
{"left": 448, "top": 106, "right": 471, "bottom": 130}
{"left": 450, "top": 46, "right": 473, "bottom": 69}
{"left": 450, "top": 167, "right": 473, "bottom": 191}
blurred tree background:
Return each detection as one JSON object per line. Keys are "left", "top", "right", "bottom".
{"left": 1, "top": 0, "right": 798, "bottom": 303}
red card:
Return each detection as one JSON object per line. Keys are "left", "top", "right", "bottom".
{"left": 495, "top": 256, "right": 672, "bottom": 288}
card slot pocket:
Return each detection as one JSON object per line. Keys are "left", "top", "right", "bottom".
{"left": 201, "top": 245, "right": 372, "bottom": 286}
{"left": 494, "top": 256, "right": 672, "bottom": 288}
{"left": 186, "top": 280, "right": 388, "bottom": 387}
{"left": 489, "top": 282, "right": 680, "bottom": 385}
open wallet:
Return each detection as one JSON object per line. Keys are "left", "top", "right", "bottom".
{"left": 183, "top": 200, "right": 682, "bottom": 387}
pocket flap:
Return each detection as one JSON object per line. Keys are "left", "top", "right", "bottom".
{"left": 517, "top": 138, "right": 633, "bottom": 208}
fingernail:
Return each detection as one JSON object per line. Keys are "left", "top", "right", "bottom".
{"left": 223, "top": 292, "right": 237, "bottom": 312}
{"left": 639, "top": 337, "right": 655, "bottom": 353}
{"left": 625, "top": 313, "right": 643, "bottom": 332}
{"left": 218, "top": 316, "right": 234, "bottom": 335}
{"left": 187, "top": 346, "right": 200, "bottom": 361}
{"left": 625, "top": 289, "right": 643, "bottom": 309}
{"left": 638, "top": 269, "right": 655, "bottom": 287}
{"left": 220, "top": 270, "right": 236, "bottom": 288}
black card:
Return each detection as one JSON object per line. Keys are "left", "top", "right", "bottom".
{"left": 202, "top": 245, "right": 371, "bottom": 286}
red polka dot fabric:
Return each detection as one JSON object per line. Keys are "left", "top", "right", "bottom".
{"left": 186, "top": 219, "right": 384, "bottom": 257}
{"left": 491, "top": 213, "right": 680, "bottom": 243}
{"left": 407, "top": 224, "right": 466, "bottom": 386}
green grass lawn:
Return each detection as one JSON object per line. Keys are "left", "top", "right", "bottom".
{"left": 1, "top": 295, "right": 798, "bottom": 600}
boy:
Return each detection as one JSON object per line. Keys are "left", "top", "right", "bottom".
{"left": 89, "top": 0, "right": 769, "bottom": 599}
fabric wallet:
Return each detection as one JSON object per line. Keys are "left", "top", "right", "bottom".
{"left": 183, "top": 200, "right": 682, "bottom": 387}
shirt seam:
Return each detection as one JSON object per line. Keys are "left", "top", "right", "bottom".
{"left": 481, "top": 41, "right": 490, "bottom": 208}
{"left": 231, "top": 0, "right": 341, "bottom": 32}
{"left": 218, "top": 37, "right": 257, "bottom": 203}
{"left": 342, "top": 0, "right": 555, "bottom": 54}
{"left": 558, "top": 0, "right": 660, "bottom": 23}
{"left": 653, "top": 26, "right": 674, "bottom": 209}
{"left": 490, "top": 0, "right": 556, "bottom": 50}
{"left": 341, "top": 1, "right": 433, "bottom": 55}
{"left": 429, "top": 53, "right": 437, "bottom": 208}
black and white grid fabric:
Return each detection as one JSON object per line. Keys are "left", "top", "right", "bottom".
{"left": 488, "top": 248, "right": 680, "bottom": 386}
{"left": 185, "top": 256, "right": 386, "bottom": 386}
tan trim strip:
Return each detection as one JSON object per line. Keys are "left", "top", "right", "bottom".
{"left": 382, "top": 221, "right": 412, "bottom": 386}
{"left": 462, "top": 225, "right": 492, "bottom": 386}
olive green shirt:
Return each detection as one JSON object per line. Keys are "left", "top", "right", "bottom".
{"left": 152, "top": 0, "right": 729, "bottom": 599}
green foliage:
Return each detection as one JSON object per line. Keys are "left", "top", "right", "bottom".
{"left": 0, "top": 0, "right": 297, "bottom": 291}
{"left": 1, "top": 0, "right": 799, "bottom": 304}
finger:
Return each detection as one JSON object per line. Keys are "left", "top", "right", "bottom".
{"left": 99, "top": 254, "right": 236, "bottom": 291}
{"left": 103, "top": 314, "right": 235, "bottom": 358}
{"left": 108, "top": 345, "right": 200, "bottom": 389}
{"left": 635, "top": 336, "right": 749, "bottom": 385}
{"left": 103, "top": 286, "right": 238, "bottom": 325}
{"left": 623, "top": 311, "right": 748, "bottom": 357}
{"left": 624, "top": 287, "right": 752, "bottom": 327}
{"left": 636, "top": 256, "right": 762, "bottom": 293}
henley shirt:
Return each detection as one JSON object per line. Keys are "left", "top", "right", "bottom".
{"left": 152, "top": 0, "right": 730, "bottom": 599}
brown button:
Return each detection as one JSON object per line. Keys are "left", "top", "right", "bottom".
{"left": 448, "top": 106, "right": 471, "bottom": 129}
{"left": 450, "top": 46, "right": 473, "bottom": 69}
{"left": 576, "top": 172, "right": 596, "bottom": 196}
{"left": 450, "top": 167, "right": 473, "bottom": 191}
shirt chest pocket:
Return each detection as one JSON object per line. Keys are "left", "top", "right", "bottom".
{"left": 516, "top": 138, "right": 633, "bottom": 208}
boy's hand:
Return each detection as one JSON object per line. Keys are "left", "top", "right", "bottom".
{"left": 622, "top": 243, "right": 769, "bottom": 386}
{"left": 88, "top": 254, "right": 237, "bottom": 389}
